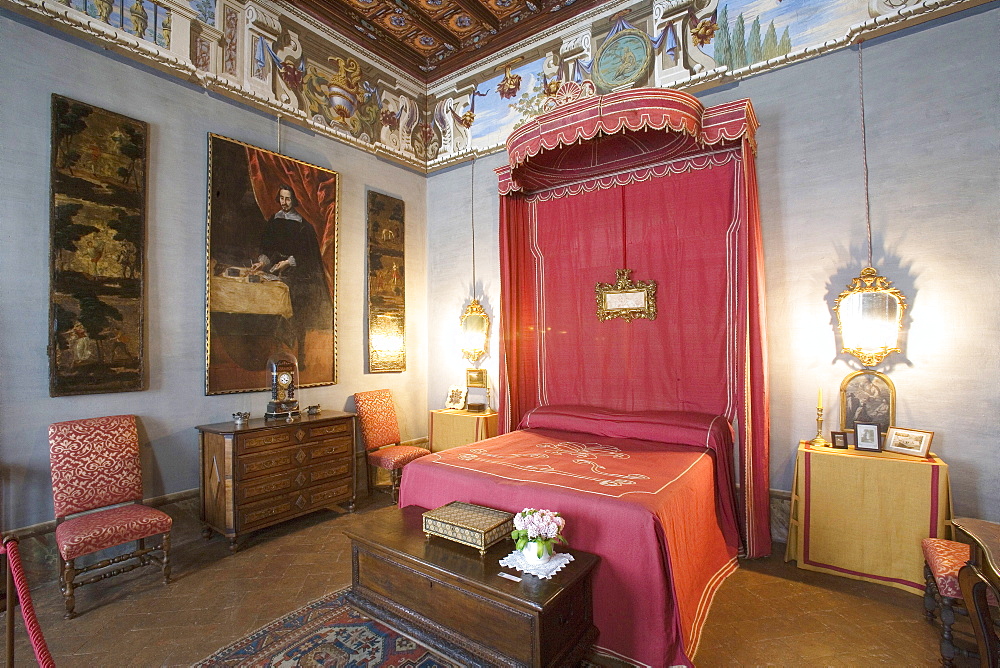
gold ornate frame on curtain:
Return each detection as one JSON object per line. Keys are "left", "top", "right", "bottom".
{"left": 365, "top": 190, "right": 405, "bottom": 372}
{"left": 48, "top": 95, "right": 147, "bottom": 396}
{"left": 205, "top": 134, "right": 339, "bottom": 394}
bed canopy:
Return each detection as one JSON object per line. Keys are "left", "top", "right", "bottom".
{"left": 496, "top": 83, "right": 771, "bottom": 558}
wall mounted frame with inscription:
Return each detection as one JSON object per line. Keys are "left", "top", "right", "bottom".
{"left": 205, "top": 134, "right": 339, "bottom": 394}
{"left": 48, "top": 95, "right": 147, "bottom": 397}
{"left": 596, "top": 269, "right": 657, "bottom": 322}
{"left": 366, "top": 190, "right": 405, "bottom": 373}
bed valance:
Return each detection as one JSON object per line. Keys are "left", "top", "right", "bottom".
{"left": 497, "top": 83, "right": 758, "bottom": 195}
{"left": 496, "top": 85, "right": 770, "bottom": 559}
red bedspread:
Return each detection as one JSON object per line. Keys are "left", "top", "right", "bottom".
{"left": 399, "top": 408, "right": 740, "bottom": 667}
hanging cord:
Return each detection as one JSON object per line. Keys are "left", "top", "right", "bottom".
{"left": 471, "top": 155, "right": 477, "bottom": 297}
{"left": 858, "top": 41, "right": 873, "bottom": 268}
{"left": 276, "top": 114, "right": 282, "bottom": 154}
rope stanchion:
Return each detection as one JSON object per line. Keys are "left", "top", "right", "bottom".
{"left": 3, "top": 538, "right": 55, "bottom": 668}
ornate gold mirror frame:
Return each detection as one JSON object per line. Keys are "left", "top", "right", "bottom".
{"left": 460, "top": 298, "right": 490, "bottom": 363}
{"left": 833, "top": 267, "right": 907, "bottom": 367}
{"left": 596, "top": 269, "right": 657, "bottom": 322}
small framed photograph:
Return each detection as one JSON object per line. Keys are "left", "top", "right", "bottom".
{"left": 830, "top": 431, "right": 848, "bottom": 449}
{"left": 884, "top": 427, "right": 934, "bottom": 458}
{"left": 854, "top": 423, "right": 882, "bottom": 452}
{"left": 466, "top": 368, "right": 487, "bottom": 388}
{"left": 445, "top": 385, "right": 467, "bottom": 410}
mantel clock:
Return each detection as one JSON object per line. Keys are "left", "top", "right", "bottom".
{"left": 265, "top": 354, "right": 300, "bottom": 420}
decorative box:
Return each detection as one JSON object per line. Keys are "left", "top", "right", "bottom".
{"left": 422, "top": 502, "right": 514, "bottom": 556}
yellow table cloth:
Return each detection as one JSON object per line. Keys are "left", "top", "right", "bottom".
{"left": 785, "top": 441, "right": 951, "bottom": 595}
{"left": 429, "top": 409, "right": 498, "bottom": 452}
{"left": 210, "top": 275, "right": 292, "bottom": 318}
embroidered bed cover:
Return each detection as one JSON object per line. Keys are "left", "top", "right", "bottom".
{"left": 398, "top": 407, "right": 740, "bottom": 667}
{"left": 496, "top": 86, "right": 770, "bottom": 560}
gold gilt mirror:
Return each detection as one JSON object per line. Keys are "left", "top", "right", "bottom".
{"left": 833, "top": 267, "right": 907, "bottom": 367}
{"left": 460, "top": 298, "right": 490, "bottom": 363}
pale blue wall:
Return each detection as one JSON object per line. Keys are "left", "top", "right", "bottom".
{"left": 426, "top": 3, "right": 1000, "bottom": 522}
{"left": 0, "top": 8, "right": 428, "bottom": 529}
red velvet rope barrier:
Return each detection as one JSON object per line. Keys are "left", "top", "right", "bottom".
{"left": 3, "top": 539, "right": 55, "bottom": 668}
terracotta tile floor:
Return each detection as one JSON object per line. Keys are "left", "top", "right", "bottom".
{"left": 3, "top": 495, "right": 980, "bottom": 667}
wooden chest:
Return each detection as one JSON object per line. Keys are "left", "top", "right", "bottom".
{"left": 197, "top": 412, "right": 355, "bottom": 549}
{"left": 345, "top": 506, "right": 599, "bottom": 668}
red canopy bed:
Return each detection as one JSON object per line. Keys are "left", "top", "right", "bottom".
{"left": 401, "top": 84, "right": 769, "bottom": 667}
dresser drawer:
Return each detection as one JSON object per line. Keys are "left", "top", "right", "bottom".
{"left": 236, "top": 459, "right": 352, "bottom": 505}
{"left": 234, "top": 418, "right": 352, "bottom": 456}
{"left": 237, "top": 478, "right": 353, "bottom": 532}
{"left": 237, "top": 436, "right": 352, "bottom": 480}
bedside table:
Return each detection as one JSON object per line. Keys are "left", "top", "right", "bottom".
{"left": 429, "top": 409, "right": 498, "bottom": 452}
{"left": 785, "top": 440, "right": 952, "bottom": 594}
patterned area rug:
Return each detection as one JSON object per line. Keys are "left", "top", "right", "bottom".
{"left": 195, "top": 588, "right": 636, "bottom": 668}
{"left": 195, "top": 589, "right": 458, "bottom": 667}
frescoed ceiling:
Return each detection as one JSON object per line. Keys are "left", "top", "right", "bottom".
{"left": 288, "top": 0, "right": 607, "bottom": 83}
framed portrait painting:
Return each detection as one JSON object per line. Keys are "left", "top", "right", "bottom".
{"left": 840, "top": 369, "right": 895, "bottom": 436}
{"left": 205, "top": 134, "right": 339, "bottom": 394}
{"left": 48, "top": 95, "right": 147, "bottom": 396}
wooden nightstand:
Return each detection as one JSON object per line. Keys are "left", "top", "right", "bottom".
{"left": 429, "top": 409, "right": 498, "bottom": 452}
{"left": 785, "top": 440, "right": 952, "bottom": 594}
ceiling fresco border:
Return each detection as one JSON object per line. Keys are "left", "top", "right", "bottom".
{"left": 3, "top": 0, "right": 993, "bottom": 172}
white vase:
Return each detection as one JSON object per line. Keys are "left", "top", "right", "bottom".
{"left": 521, "top": 541, "right": 552, "bottom": 565}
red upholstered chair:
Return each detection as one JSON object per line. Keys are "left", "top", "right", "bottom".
{"left": 48, "top": 414, "right": 172, "bottom": 619}
{"left": 921, "top": 537, "right": 997, "bottom": 666}
{"left": 353, "top": 390, "right": 429, "bottom": 502}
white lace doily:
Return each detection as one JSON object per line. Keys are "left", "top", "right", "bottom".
{"left": 499, "top": 550, "right": 575, "bottom": 579}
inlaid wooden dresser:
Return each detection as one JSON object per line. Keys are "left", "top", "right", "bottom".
{"left": 196, "top": 412, "right": 356, "bottom": 550}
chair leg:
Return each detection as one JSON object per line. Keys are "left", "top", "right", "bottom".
{"left": 161, "top": 533, "right": 171, "bottom": 584}
{"left": 924, "top": 563, "right": 939, "bottom": 621}
{"left": 940, "top": 595, "right": 958, "bottom": 667}
{"left": 61, "top": 557, "right": 77, "bottom": 620}
{"left": 391, "top": 469, "right": 402, "bottom": 504}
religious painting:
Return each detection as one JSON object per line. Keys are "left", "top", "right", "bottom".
{"left": 839, "top": 369, "right": 895, "bottom": 436}
{"left": 48, "top": 95, "right": 147, "bottom": 397}
{"left": 206, "top": 134, "right": 338, "bottom": 394}
{"left": 365, "top": 190, "right": 405, "bottom": 372}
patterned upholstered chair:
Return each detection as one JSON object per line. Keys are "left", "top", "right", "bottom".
{"left": 48, "top": 414, "right": 172, "bottom": 619}
{"left": 921, "top": 537, "right": 997, "bottom": 666}
{"left": 353, "top": 390, "right": 429, "bottom": 502}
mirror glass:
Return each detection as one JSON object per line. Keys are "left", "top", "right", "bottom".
{"left": 834, "top": 267, "right": 907, "bottom": 367}
{"left": 460, "top": 299, "right": 490, "bottom": 363}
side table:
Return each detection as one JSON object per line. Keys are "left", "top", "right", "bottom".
{"left": 429, "top": 409, "right": 498, "bottom": 452}
{"left": 785, "top": 440, "right": 952, "bottom": 594}
{"left": 345, "top": 505, "right": 599, "bottom": 667}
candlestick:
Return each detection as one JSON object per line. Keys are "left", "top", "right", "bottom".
{"left": 810, "top": 405, "right": 831, "bottom": 447}
{"left": 817, "top": 388, "right": 822, "bottom": 410}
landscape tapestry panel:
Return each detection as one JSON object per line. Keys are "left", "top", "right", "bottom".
{"left": 49, "top": 95, "right": 147, "bottom": 397}
{"left": 366, "top": 191, "right": 405, "bottom": 372}
{"left": 206, "top": 134, "right": 338, "bottom": 394}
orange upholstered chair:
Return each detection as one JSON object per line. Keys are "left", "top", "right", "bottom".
{"left": 48, "top": 414, "right": 172, "bottom": 618}
{"left": 353, "top": 390, "right": 429, "bottom": 502}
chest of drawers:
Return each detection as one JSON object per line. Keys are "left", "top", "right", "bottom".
{"left": 197, "top": 412, "right": 356, "bottom": 549}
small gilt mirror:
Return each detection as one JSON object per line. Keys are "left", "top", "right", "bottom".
{"left": 833, "top": 267, "right": 907, "bottom": 367}
{"left": 460, "top": 298, "right": 490, "bottom": 363}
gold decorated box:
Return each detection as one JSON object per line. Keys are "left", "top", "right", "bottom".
{"left": 422, "top": 502, "right": 514, "bottom": 555}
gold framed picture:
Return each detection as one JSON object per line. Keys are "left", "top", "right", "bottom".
{"left": 840, "top": 369, "right": 895, "bottom": 435}
{"left": 884, "top": 427, "right": 934, "bottom": 458}
{"left": 596, "top": 269, "right": 657, "bottom": 322}
{"left": 466, "top": 368, "right": 487, "bottom": 388}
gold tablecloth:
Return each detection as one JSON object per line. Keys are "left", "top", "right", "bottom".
{"left": 785, "top": 441, "right": 952, "bottom": 595}
{"left": 210, "top": 275, "right": 292, "bottom": 319}
{"left": 429, "top": 409, "right": 498, "bottom": 452}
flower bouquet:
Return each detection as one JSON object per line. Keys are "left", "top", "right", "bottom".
{"left": 511, "top": 508, "right": 566, "bottom": 564}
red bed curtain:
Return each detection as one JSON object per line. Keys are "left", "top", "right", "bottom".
{"left": 497, "top": 88, "right": 770, "bottom": 557}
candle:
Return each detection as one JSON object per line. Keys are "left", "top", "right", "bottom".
{"left": 817, "top": 388, "right": 822, "bottom": 410}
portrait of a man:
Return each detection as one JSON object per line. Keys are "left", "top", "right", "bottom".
{"left": 206, "top": 135, "right": 338, "bottom": 394}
